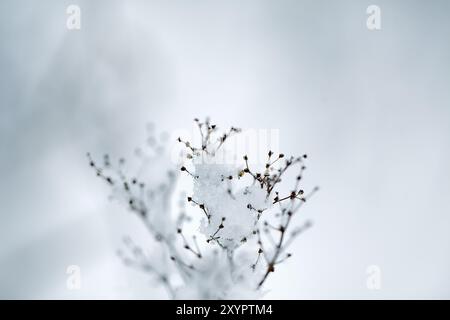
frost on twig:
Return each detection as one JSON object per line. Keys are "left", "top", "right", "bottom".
{"left": 88, "top": 118, "right": 318, "bottom": 299}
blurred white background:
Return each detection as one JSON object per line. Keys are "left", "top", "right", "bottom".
{"left": 1, "top": 0, "right": 449, "bottom": 299}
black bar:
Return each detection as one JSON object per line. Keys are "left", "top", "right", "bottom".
{"left": 1, "top": 300, "right": 448, "bottom": 318}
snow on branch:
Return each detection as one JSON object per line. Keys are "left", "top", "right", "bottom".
{"left": 88, "top": 118, "right": 318, "bottom": 299}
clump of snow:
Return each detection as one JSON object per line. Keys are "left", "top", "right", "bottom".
{"left": 193, "top": 159, "right": 271, "bottom": 249}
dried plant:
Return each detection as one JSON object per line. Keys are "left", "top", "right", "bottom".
{"left": 88, "top": 118, "right": 318, "bottom": 299}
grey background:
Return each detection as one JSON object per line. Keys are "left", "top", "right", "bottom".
{"left": 1, "top": 0, "right": 449, "bottom": 299}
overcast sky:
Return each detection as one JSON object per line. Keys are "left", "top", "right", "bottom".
{"left": 1, "top": 0, "right": 449, "bottom": 299}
